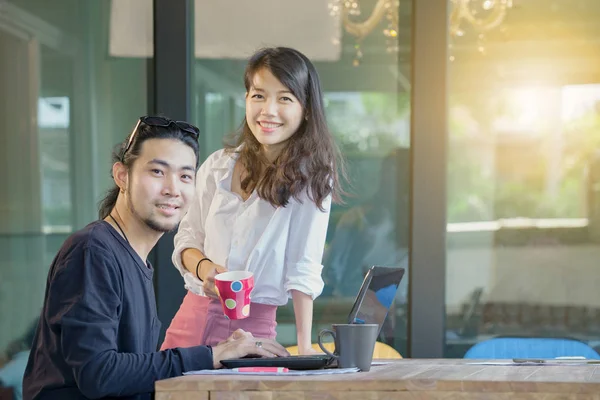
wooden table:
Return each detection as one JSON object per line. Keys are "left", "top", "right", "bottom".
{"left": 155, "top": 359, "right": 600, "bottom": 399}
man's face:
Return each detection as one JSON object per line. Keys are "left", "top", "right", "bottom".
{"left": 126, "top": 138, "right": 196, "bottom": 233}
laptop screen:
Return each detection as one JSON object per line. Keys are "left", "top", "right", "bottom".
{"left": 347, "top": 266, "right": 405, "bottom": 335}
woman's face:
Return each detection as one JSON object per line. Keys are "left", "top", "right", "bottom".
{"left": 245, "top": 68, "right": 304, "bottom": 160}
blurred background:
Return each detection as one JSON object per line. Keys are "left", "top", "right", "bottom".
{"left": 1, "top": 0, "right": 600, "bottom": 368}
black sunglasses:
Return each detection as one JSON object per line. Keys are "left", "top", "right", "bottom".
{"left": 121, "top": 116, "right": 200, "bottom": 162}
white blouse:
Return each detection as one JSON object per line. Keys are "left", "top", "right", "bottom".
{"left": 172, "top": 149, "right": 331, "bottom": 306}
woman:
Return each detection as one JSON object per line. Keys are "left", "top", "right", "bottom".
{"left": 161, "top": 47, "right": 344, "bottom": 355}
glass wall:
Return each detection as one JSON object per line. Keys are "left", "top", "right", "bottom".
{"left": 0, "top": 0, "right": 148, "bottom": 365}
{"left": 445, "top": 0, "right": 600, "bottom": 357}
{"left": 193, "top": 0, "right": 412, "bottom": 355}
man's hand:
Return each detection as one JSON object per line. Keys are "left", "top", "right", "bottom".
{"left": 201, "top": 262, "right": 227, "bottom": 299}
{"left": 211, "top": 329, "right": 290, "bottom": 369}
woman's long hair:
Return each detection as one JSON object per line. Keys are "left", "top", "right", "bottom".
{"left": 226, "top": 47, "right": 346, "bottom": 210}
{"left": 97, "top": 119, "right": 200, "bottom": 219}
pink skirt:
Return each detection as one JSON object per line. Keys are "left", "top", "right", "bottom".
{"left": 160, "top": 292, "right": 278, "bottom": 349}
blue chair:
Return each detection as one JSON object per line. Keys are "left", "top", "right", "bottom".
{"left": 463, "top": 337, "right": 600, "bottom": 359}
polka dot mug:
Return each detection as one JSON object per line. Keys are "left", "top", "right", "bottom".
{"left": 214, "top": 271, "right": 254, "bottom": 320}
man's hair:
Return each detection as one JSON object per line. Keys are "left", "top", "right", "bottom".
{"left": 225, "top": 47, "right": 346, "bottom": 210}
{"left": 97, "top": 118, "right": 200, "bottom": 219}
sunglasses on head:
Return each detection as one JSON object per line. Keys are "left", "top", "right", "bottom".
{"left": 121, "top": 116, "right": 200, "bottom": 162}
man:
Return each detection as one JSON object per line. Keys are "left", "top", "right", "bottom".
{"left": 23, "top": 116, "right": 288, "bottom": 400}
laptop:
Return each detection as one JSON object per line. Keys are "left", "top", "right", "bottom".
{"left": 221, "top": 266, "right": 405, "bottom": 370}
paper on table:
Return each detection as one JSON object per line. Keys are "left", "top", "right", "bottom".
{"left": 467, "top": 361, "right": 531, "bottom": 366}
{"left": 184, "top": 367, "right": 360, "bottom": 376}
{"left": 371, "top": 361, "right": 395, "bottom": 366}
{"left": 467, "top": 360, "right": 600, "bottom": 366}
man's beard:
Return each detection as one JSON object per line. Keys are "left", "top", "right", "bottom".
{"left": 127, "top": 192, "right": 178, "bottom": 233}
{"left": 143, "top": 215, "right": 177, "bottom": 233}
{"left": 142, "top": 218, "right": 177, "bottom": 233}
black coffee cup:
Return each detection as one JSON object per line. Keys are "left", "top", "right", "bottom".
{"left": 317, "top": 324, "right": 379, "bottom": 371}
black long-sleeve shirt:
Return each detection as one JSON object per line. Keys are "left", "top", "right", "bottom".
{"left": 23, "top": 221, "right": 213, "bottom": 400}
